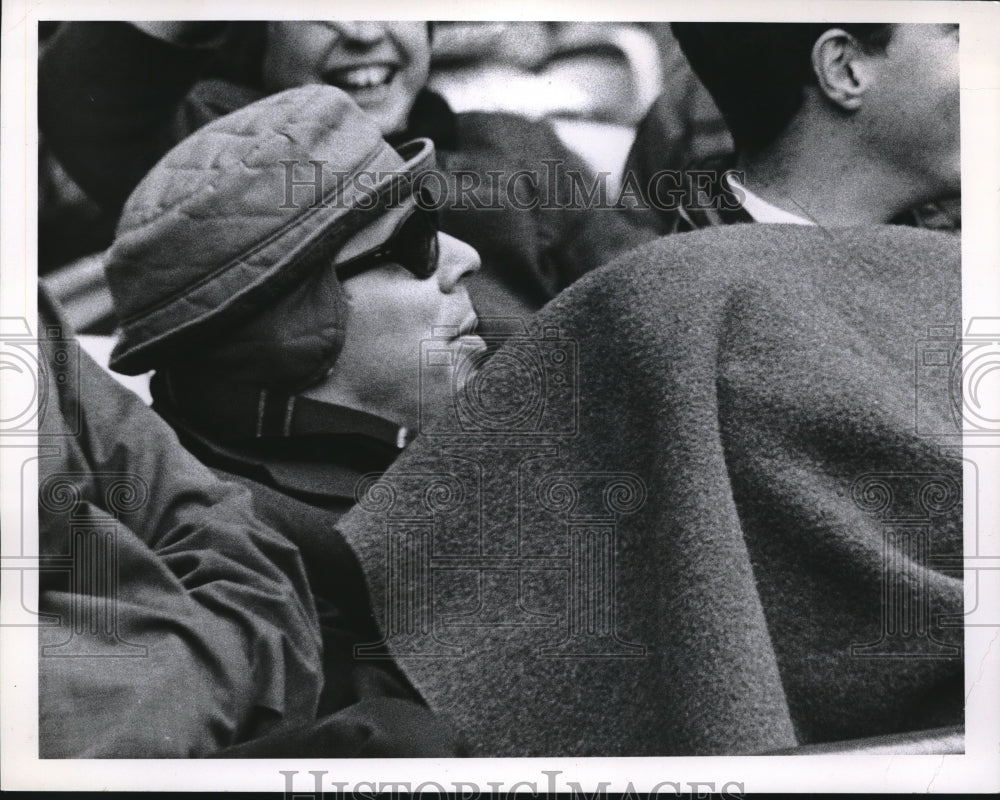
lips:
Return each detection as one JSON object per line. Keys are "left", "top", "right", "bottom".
{"left": 437, "top": 310, "right": 480, "bottom": 343}
{"left": 456, "top": 313, "right": 479, "bottom": 338}
{"left": 323, "top": 64, "right": 396, "bottom": 91}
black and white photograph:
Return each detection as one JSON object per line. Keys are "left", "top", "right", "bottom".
{"left": 1, "top": 0, "right": 998, "bottom": 794}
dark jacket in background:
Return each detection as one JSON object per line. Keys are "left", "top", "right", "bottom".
{"left": 333, "top": 224, "right": 964, "bottom": 755}
{"left": 38, "top": 22, "right": 653, "bottom": 319}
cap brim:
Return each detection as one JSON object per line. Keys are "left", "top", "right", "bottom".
{"left": 329, "top": 136, "right": 437, "bottom": 267}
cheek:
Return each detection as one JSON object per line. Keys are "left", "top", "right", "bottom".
{"left": 938, "top": 67, "right": 961, "bottom": 124}
{"left": 370, "top": 325, "right": 425, "bottom": 405}
{"left": 906, "top": 50, "right": 960, "bottom": 131}
{"left": 395, "top": 30, "right": 432, "bottom": 89}
{"left": 263, "top": 27, "right": 330, "bottom": 86}
{"left": 358, "top": 290, "right": 437, "bottom": 355}
{"left": 407, "top": 47, "right": 431, "bottom": 80}
{"left": 911, "top": 77, "right": 960, "bottom": 157}
{"left": 874, "top": 70, "right": 953, "bottom": 151}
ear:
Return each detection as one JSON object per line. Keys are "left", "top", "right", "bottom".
{"left": 811, "top": 28, "right": 874, "bottom": 111}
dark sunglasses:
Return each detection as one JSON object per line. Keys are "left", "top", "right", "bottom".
{"left": 335, "top": 208, "right": 440, "bottom": 282}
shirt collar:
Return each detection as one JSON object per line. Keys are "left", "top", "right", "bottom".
{"left": 725, "top": 173, "right": 816, "bottom": 226}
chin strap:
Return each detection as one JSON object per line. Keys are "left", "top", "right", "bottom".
{"left": 155, "top": 370, "right": 414, "bottom": 451}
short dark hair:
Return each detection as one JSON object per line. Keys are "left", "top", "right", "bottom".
{"left": 671, "top": 23, "right": 894, "bottom": 154}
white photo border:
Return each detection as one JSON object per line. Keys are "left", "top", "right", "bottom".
{"left": 2, "top": 0, "right": 997, "bottom": 793}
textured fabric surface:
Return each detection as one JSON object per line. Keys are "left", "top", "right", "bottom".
{"left": 335, "top": 224, "right": 964, "bottom": 755}
{"left": 37, "top": 305, "right": 324, "bottom": 757}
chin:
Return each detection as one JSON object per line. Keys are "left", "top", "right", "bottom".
{"left": 375, "top": 106, "right": 411, "bottom": 137}
{"left": 910, "top": 168, "right": 961, "bottom": 208}
{"left": 931, "top": 177, "right": 962, "bottom": 203}
{"left": 936, "top": 154, "right": 962, "bottom": 197}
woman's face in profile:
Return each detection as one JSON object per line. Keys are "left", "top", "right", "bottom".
{"left": 302, "top": 232, "right": 486, "bottom": 430}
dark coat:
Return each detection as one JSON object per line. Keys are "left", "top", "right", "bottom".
{"left": 193, "top": 467, "right": 470, "bottom": 758}
{"left": 36, "top": 299, "right": 324, "bottom": 757}
{"left": 333, "top": 224, "right": 964, "bottom": 755}
{"left": 36, "top": 293, "right": 467, "bottom": 757}
{"left": 153, "top": 402, "right": 473, "bottom": 756}
{"left": 151, "top": 374, "right": 398, "bottom": 514}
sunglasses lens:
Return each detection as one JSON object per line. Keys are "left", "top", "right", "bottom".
{"left": 424, "top": 233, "right": 439, "bottom": 277}
{"left": 400, "top": 210, "right": 439, "bottom": 279}
{"left": 334, "top": 209, "right": 439, "bottom": 281}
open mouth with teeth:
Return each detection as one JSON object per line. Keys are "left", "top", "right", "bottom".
{"left": 323, "top": 64, "right": 397, "bottom": 92}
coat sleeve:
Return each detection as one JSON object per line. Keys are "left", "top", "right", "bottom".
{"left": 37, "top": 321, "right": 324, "bottom": 757}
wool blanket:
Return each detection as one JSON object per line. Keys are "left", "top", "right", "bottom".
{"left": 335, "top": 224, "right": 964, "bottom": 755}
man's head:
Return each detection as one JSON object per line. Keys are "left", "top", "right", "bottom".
{"left": 672, "top": 23, "right": 960, "bottom": 200}
{"left": 105, "top": 85, "right": 483, "bottom": 430}
{"left": 261, "top": 22, "right": 432, "bottom": 136}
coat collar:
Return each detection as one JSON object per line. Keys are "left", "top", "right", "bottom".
{"left": 151, "top": 370, "right": 405, "bottom": 508}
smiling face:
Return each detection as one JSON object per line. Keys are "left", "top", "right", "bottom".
{"left": 262, "top": 22, "right": 431, "bottom": 135}
{"left": 301, "top": 232, "right": 485, "bottom": 429}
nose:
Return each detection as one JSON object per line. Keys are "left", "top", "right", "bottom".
{"left": 333, "top": 22, "right": 388, "bottom": 46}
{"left": 435, "top": 233, "right": 481, "bottom": 292}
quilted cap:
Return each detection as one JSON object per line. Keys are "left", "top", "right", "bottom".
{"left": 106, "top": 85, "right": 436, "bottom": 383}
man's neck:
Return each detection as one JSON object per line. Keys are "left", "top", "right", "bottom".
{"left": 736, "top": 126, "right": 926, "bottom": 227}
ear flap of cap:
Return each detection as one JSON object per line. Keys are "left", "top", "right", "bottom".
{"left": 183, "top": 264, "right": 347, "bottom": 391}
